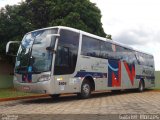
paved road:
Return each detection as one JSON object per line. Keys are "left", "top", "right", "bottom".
{"left": 0, "top": 90, "right": 160, "bottom": 119}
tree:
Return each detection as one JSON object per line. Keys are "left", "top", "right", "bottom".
{"left": 106, "top": 34, "right": 112, "bottom": 40}
{"left": 0, "top": 4, "right": 34, "bottom": 56}
{"left": 0, "top": 0, "right": 106, "bottom": 56}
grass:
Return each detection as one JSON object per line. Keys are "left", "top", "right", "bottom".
{"left": 0, "top": 75, "right": 13, "bottom": 88}
{"left": 0, "top": 75, "right": 37, "bottom": 99}
{"left": 0, "top": 88, "right": 36, "bottom": 99}
{"left": 155, "top": 71, "right": 160, "bottom": 89}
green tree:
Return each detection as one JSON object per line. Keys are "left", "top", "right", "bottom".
{"left": 0, "top": 4, "right": 34, "bottom": 56}
{"left": 0, "top": 0, "right": 107, "bottom": 56}
{"left": 106, "top": 34, "right": 112, "bottom": 40}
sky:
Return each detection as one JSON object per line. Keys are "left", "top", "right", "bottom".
{"left": 0, "top": 0, "right": 22, "bottom": 8}
{"left": 90, "top": 0, "right": 160, "bottom": 71}
{"left": 0, "top": 0, "right": 160, "bottom": 70}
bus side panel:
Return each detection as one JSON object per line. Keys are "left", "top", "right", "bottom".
{"left": 52, "top": 56, "right": 107, "bottom": 94}
{"left": 107, "top": 60, "right": 138, "bottom": 90}
{"left": 76, "top": 56, "right": 108, "bottom": 91}
{"left": 136, "top": 65, "right": 155, "bottom": 88}
{"left": 121, "top": 62, "right": 139, "bottom": 89}
{"left": 53, "top": 74, "right": 81, "bottom": 94}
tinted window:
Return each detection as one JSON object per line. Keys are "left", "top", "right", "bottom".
{"left": 135, "top": 52, "right": 154, "bottom": 67}
{"left": 81, "top": 36, "right": 100, "bottom": 57}
{"left": 100, "top": 41, "right": 113, "bottom": 59}
{"left": 122, "top": 48, "right": 136, "bottom": 64}
{"left": 144, "top": 54, "right": 154, "bottom": 67}
{"left": 15, "top": 29, "right": 58, "bottom": 73}
{"left": 127, "top": 49, "right": 137, "bottom": 64}
{"left": 110, "top": 44, "right": 118, "bottom": 59}
{"left": 136, "top": 52, "right": 145, "bottom": 65}
{"left": 115, "top": 45, "right": 124, "bottom": 60}
{"left": 54, "top": 29, "right": 79, "bottom": 75}
{"left": 148, "top": 55, "right": 154, "bottom": 67}
{"left": 31, "top": 29, "right": 57, "bottom": 72}
{"left": 132, "top": 51, "right": 138, "bottom": 64}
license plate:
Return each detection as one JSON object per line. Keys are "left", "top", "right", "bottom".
{"left": 23, "top": 86, "right": 30, "bottom": 91}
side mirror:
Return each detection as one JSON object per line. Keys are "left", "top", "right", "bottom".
{"left": 6, "top": 41, "right": 20, "bottom": 56}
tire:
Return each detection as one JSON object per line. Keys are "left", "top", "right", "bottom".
{"left": 138, "top": 80, "right": 144, "bottom": 92}
{"left": 50, "top": 94, "right": 60, "bottom": 99}
{"left": 77, "top": 80, "right": 91, "bottom": 99}
{"left": 111, "top": 90, "right": 121, "bottom": 93}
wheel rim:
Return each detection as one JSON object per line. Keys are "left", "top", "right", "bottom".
{"left": 83, "top": 84, "right": 90, "bottom": 95}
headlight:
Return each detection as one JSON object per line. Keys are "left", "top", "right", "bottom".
{"left": 38, "top": 74, "right": 51, "bottom": 82}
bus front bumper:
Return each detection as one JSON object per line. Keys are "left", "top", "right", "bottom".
{"left": 13, "top": 80, "right": 54, "bottom": 94}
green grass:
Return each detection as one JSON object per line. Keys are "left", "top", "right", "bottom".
{"left": 155, "top": 71, "right": 160, "bottom": 89}
{"left": 0, "top": 75, "right": 36, "bottom": 99}
{"left": 0, "top": 75, "right": 13, "bottom": 88}
{"left": 0, "top": 88, "right": 36, "bottom": 99}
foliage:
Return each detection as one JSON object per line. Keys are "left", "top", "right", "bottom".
{"left": 0, "top": 0, "right": 106, "bottom": 56}
{"left": 106, "top": 34, "right": 112, "bottom": 40}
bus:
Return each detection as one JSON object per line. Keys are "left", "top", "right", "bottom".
{"left": 6, "top": 26, "right": 155, "bottom": 99}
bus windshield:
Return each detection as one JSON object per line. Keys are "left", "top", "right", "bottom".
{"left": 15, "top": 28, "right": 58, "bottom": 74}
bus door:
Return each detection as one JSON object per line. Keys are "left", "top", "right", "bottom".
{"left": 53, "top": 29, "right": 80, "bottom": 93}
{"left": 107, "top": 59, "right": 122, "bottom": 89}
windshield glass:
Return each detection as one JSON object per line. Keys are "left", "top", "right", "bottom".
{"left": 15, "top": 28, "right": 58, "bottom": 73}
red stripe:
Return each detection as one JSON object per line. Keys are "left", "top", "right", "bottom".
{"left": 124, "top": 62, "right": 135, "bottom": 86}
{"left": 112, "top": 61, "right": 121, "bottom": 87}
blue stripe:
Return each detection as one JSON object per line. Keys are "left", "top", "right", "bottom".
{"left": 108, "top": 63, "right": 118, "bottom": 72}
{"left": 74, "top": 71, "right": 107, "bottom": 78}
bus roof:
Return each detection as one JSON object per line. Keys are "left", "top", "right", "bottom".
{"left": 28, "top": 26, "right": 153, "bottom": 56}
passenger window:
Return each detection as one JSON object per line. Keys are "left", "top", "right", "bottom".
{"left": 115, "top": 45, "right": 124, "bottom": 60}
{"left": 81, "top": 36, "right": 100, "bottom": 58}
{"left": 100, "top": 41, "right": 113, "bottom": 59}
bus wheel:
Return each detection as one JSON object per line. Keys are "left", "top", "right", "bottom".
{"left": 50, "top": 94, "right": 60, "bottom": 99}
{"left": 111, "top": 90, "right": 121, "bottom": 93}
{"left": 77, "top": 80, "right": 91, "bottom": 99}
{"left": 138, "top": 80, "right": 144, "bottom": 92}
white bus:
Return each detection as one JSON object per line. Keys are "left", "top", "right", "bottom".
{"left": 6, "top": 26, "right": 155, "bottom": 99}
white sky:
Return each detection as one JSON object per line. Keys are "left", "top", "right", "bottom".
{"left": 91, "top": 0, "right": 160, "bottom": 71}
{"left": 0, "top": 0, "right": 22, "bottom": 8}
{"left": 0, "top": 0, "right": 160, "bottom": 70}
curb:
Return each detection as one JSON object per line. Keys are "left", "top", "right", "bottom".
{"left": 0, "top": 94, "right": 49, "bottom": 102}
{"left": 149, "top": 89, "right": 160, "bottom": 92}
{"left": 0, "top": 89, "right": 159, "bottom": 102}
